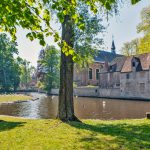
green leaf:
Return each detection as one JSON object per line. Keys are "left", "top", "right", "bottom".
{"left": 131, "top": 0, "right": 141, "bottom": 4}
{"left": 105, "top": 2, "right": 111, "bottom": 10}
{"left": 69, "top": 49, "right": 74, "bottom": 55}
{"left": 54, "top": 33, "right": 59, "bottom": 42}
{"left": 39, "top": 39, "right": 46, "bottom": 46}
{"left": 46, "top": 32, "right": 53, "bottom": 37}
{"left": 57, "top": 12, "right": 64, "bottom": 23}
{"left": 63, "top": 10, "right": 67, "bottom": 15}
{"left": 78, "top": 23, "right": 85, "bottom": 30}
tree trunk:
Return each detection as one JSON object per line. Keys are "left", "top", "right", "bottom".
{"left": 58, "top": 15, "right": 78, "bottom": 121}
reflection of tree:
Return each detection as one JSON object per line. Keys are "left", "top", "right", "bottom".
{"left": 0, "top": 103, "right": 20, "bottom": 116}
{"left": 37, "top": 96, "right": 58, "bottom": 119}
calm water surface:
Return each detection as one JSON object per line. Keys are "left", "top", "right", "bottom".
{"left": 0, "top": 93, "right": 150, "bottom": 120}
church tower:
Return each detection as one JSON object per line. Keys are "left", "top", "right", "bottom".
{"left": 111, "top": 36, "right": 116, "bottom": 54}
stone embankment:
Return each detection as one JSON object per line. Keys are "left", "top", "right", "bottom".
{"left": 51, "top": 87, "right": 98, "bottom": 97}
{"left": 51, "top": 87, "right": 150, "bottom": 100}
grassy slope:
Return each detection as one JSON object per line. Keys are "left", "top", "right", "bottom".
{"left": 0, "top": 95, "right": 32, "bottom": 103}
{"left": 0, "top": 116, "right": 150, "bottom": 150}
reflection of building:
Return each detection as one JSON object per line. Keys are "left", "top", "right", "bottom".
{"left": 99, "top": 52, "right": 150, "bottom": 99}
{"left": 74, "top": 40, "right": 122, "bottom": 86}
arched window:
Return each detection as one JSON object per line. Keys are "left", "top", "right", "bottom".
{"left": 96, "top": 69, "right": 100, "bottom": 80}
{"left": 89, "top": 68, "right": 92, "bottom": 79}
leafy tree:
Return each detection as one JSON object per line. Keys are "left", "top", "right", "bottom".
{"left": 20, "top": 59, "right": 36, "bottom": 90}
{"left": 121, "top": 38, "right": 140, "bottom": 56}
{"left": 74, "top": 3, "right": 105, "bottom": 66}
{"left": 37, "top": 45, "right": 60, "bottom": 95}
{"left": 122, "top": 5, "right": 150, "bottom": 56}
{"left": 0, "top": 33, "right": 21, "bottom": 92}
{"left": 10, "top": 58, "right": 22, "bottom": 91}
{"left": 137, "top": 5, "right": 150, "bottom": 54}
{"left": 0, "top": 0, "right": 141, "bottom": 121}
{"left": 137, "top": 5, "right": 150, "bottom": 35}
{"left": 138, "top": 34, "right": 150, "bottom": 54}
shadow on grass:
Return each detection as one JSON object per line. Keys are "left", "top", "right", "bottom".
{"left": 0, "top": 120, "right": 26, "bottom": 132}
{"left": 68, "top": 121, "right": 150, "bottom": 149}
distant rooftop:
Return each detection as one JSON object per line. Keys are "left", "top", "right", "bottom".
{"left": 121, "top": 53, "right": 150, "bottom": 73}
{"left": 94, "top": 50, "right": 123, "bottom": 63}
{"left": 100, "top": 52, "right": 150, "bottom": 73}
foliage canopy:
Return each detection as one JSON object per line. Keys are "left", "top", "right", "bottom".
{"left": 0, "top": 0, "right": 141, "bottom": 58}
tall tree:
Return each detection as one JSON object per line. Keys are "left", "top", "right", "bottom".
{"left": 0, "top": 33, "right": 21, "bottom": 92}
{"left": 37, "top": 45, "right": 60, "bottom": 95}
{"left": 121, "top": 38, "right": 140, "bottom": 56}
{"left": 0, "top": 0, "right": 141, "bottom": 121}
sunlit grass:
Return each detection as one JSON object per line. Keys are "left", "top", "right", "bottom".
{"left": 0, "top": 116, "right": 150, "bottom": 150}
{"left": 0, "top": 94, "right": 32, "bottom": 103}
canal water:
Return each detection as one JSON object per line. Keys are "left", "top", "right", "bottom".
{"left": 0, "top": 93, "right": 150, "bottom": 120}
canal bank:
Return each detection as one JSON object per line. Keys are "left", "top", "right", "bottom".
{"left": 51, "top": 87, "right": 150, "bottom": 101}
{"left": 0, "top": 93, "right": 150, "bottom": 120}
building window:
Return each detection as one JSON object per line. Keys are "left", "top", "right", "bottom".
{"left": 109, "top": 64, "right": 116, "bottom": 72}
{"left": 132, "top": 62, "right": 135, "bottom": 67}
{"left": 126, "top": 74, "right": 130, "bottom": 79}
{"left": 116, "top": 83, "right": 120, "bottom": 87}
{"left": 100, "top": 65, "right": 103, "bottom": 69}
{"left": 96, "top": 69, "right": 100, "bottom": 80}
{"left": 89, "top": 68, "right": 92, "bottom": 79}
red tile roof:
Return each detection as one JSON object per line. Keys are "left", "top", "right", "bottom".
{"left": 121, "top": 56, "right": 133, "bottom": 73}
{"left": 139, "top": 53, "right": 150, "bottom": 70}
{"left": 121, "top": 53, "right": 150, "bottom": 73}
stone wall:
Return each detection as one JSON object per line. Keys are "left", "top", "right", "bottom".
{"left": 51, "top": 80, "right": 150, "bottom": 100}
{"left": 99, "top": 72, "right": 120, "bottom": 88}
{"left": 74, "top": 87, "right": 99, "bottom": 97}
{"left": 98, "top": 87, "right": 150, "bottom": 100}
{"left": 120, "top": 71, "right": 150, "bottom": 99}
{"left": 51, "top": 87, "right": 99, "bottom": 97}
{"left": 98, "top": 88, "right": 121, "bottom": 98}
{"left": 98, "top": 68, "right": 150, "bottom": 100}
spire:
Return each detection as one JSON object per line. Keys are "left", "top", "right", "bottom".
{"left": 111, "top": 35, "right": 116, "bottom": 54}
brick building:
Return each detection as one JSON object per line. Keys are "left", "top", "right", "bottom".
{"left": 74, "top": 40, "right": 122, "bottom": 86}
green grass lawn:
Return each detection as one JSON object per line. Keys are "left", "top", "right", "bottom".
{"left": 0, "top": 116, "right": 150, "bottom": 150}
{"left": 0, "top": 95, "right": 32, "bottom": 103}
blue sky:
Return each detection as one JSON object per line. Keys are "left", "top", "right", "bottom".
{"left": 16, "top": 0, "right": 150, "bottom": 66}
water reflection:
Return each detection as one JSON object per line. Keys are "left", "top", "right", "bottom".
{"left": 0, "top": 94, "right": 150, "bottom": 120}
